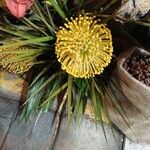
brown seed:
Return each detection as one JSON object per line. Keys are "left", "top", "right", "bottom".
{"left": 123, "top": 50, "right": 150, "bottom": 87}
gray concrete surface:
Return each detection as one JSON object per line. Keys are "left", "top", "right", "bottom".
{"left": 2, "top": 112, "right": 55, "bottom": 150}
{"left": 0, "top": 116, "right": 12, "bottom": 146}
{"left": 54, "top": 118, "right": 123, "bottom": 150}
{"left": 0, "top": 96, "right": 150, "bottom": 150}
{"left": 0, "top": 97, "right": 19, "bottom": 118}
{"left": 123, "top": 138, "right": 150, "bottom": 150}
{"left": 0, "top": 96, "right": 123, "bottom": 150}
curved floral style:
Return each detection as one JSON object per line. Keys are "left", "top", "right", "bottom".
{"left": 55, "top": 15, "right": 113, "bottom": 78}
{"left": 1, "top": 58, "right": 33, "bottom": 74}
{"left": 0, "top": 44, "right": 36, "bottom": 74}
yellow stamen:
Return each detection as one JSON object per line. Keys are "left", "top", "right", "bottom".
{"left": 0, "top": 44, "right": 35, "bottom": 74}
{"left": 55, "top": 15, "right": 113, "bottom": 78}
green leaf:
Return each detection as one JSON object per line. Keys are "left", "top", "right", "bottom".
{"left": 67, "top": 75, "right": 73, "bottom": 124}
{"left": 30, "top": 64, "right": 54, "bottom": 87}
{"left": 22, "top": 17, "right": 48, "bottom": 36}
{"left": 45, "top": 3, "right": 56, "bottom": 29}
{"left": 32, "top": 2, "right": 55, "bottom": 34}
{"left": 91, "top": 79, "right": 108, "bottom": 142}
{"left": 76, "top": 0, "right": 84, "bottom": 5}
{"left": 22, "top": 77, "right": 46, "bottom": 120}
{"left": 101, "top": 80, "right": 133, "bottom": 131}
{"left": 62, "top": 0, "right": 68, "bottom": 7}
{"left": 40, "top": 82, "right": 68, "bottom": 108}
{"left": 0, "top": 26, "right": 40, "bottom": 40}
{"left": 26, "top": 72, "right": 62, "bottom": 103}
{"left": 43, "top": 77, "right": 62, "bottom": 112}
{"left": 48, "top": 0, "right": 66, "bottom": 19}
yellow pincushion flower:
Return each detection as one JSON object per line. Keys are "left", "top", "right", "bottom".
{"left": 1, "top": 57, "right": 34, "bottom": 74}
{"left": 0, "top": 43, "right": 37, "bottom": 74}
{"left": 55, "top": 15, "right": 113, "bottom": 78}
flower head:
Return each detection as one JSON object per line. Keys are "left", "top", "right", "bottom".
{"left": 1, "top": 58, "right": 33, "bottom": 74}
{"left": 55, "top": 15, "right": 113, "bottom": 78}
{"left": 5, "top": 0, "right": 34, "bottom": 18}
{"left": 0, "top": 43, "right": 35, "bottom": 74}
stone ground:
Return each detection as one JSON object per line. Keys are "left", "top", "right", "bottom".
{"left": 0, "top": 71, "right": 150, "bottom": 150}
{"left": 0, "top": 96, "right": 150, "bottom": 150}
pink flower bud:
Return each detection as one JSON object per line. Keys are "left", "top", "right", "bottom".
{"left": 5, "top": 0, "right": 34, "bottom": 18}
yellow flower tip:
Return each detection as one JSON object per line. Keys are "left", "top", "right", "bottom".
{"left": 1, "top": 60, "right": 33, "bottom": 74}
{"left": 0, "top": 45, "right": 35, "bottom": 74}
{"left": 55, "top": 15, "right": 113, "bottom": 78}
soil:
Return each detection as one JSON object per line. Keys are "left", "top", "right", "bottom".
{"left": 123, "top": 50, "right": 150, "bottom": 86}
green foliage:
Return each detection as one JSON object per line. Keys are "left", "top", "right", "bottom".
{"left": 1, "top": 0, "right": 149, "bottom": 146}
{"left": 47, "top": 0, "right": 66, "bottom": 19}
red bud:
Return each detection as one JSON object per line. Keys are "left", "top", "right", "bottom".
{"left": 5, "top": 0, "right": 34, "bottom": 18}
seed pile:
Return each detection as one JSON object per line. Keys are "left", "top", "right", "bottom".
{"left": 123, "top": 51, "right": 150, "bottom": 86}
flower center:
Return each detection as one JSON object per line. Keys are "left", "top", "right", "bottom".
{"left": 55, "top": 15, "right": 113, "bottom": 78}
